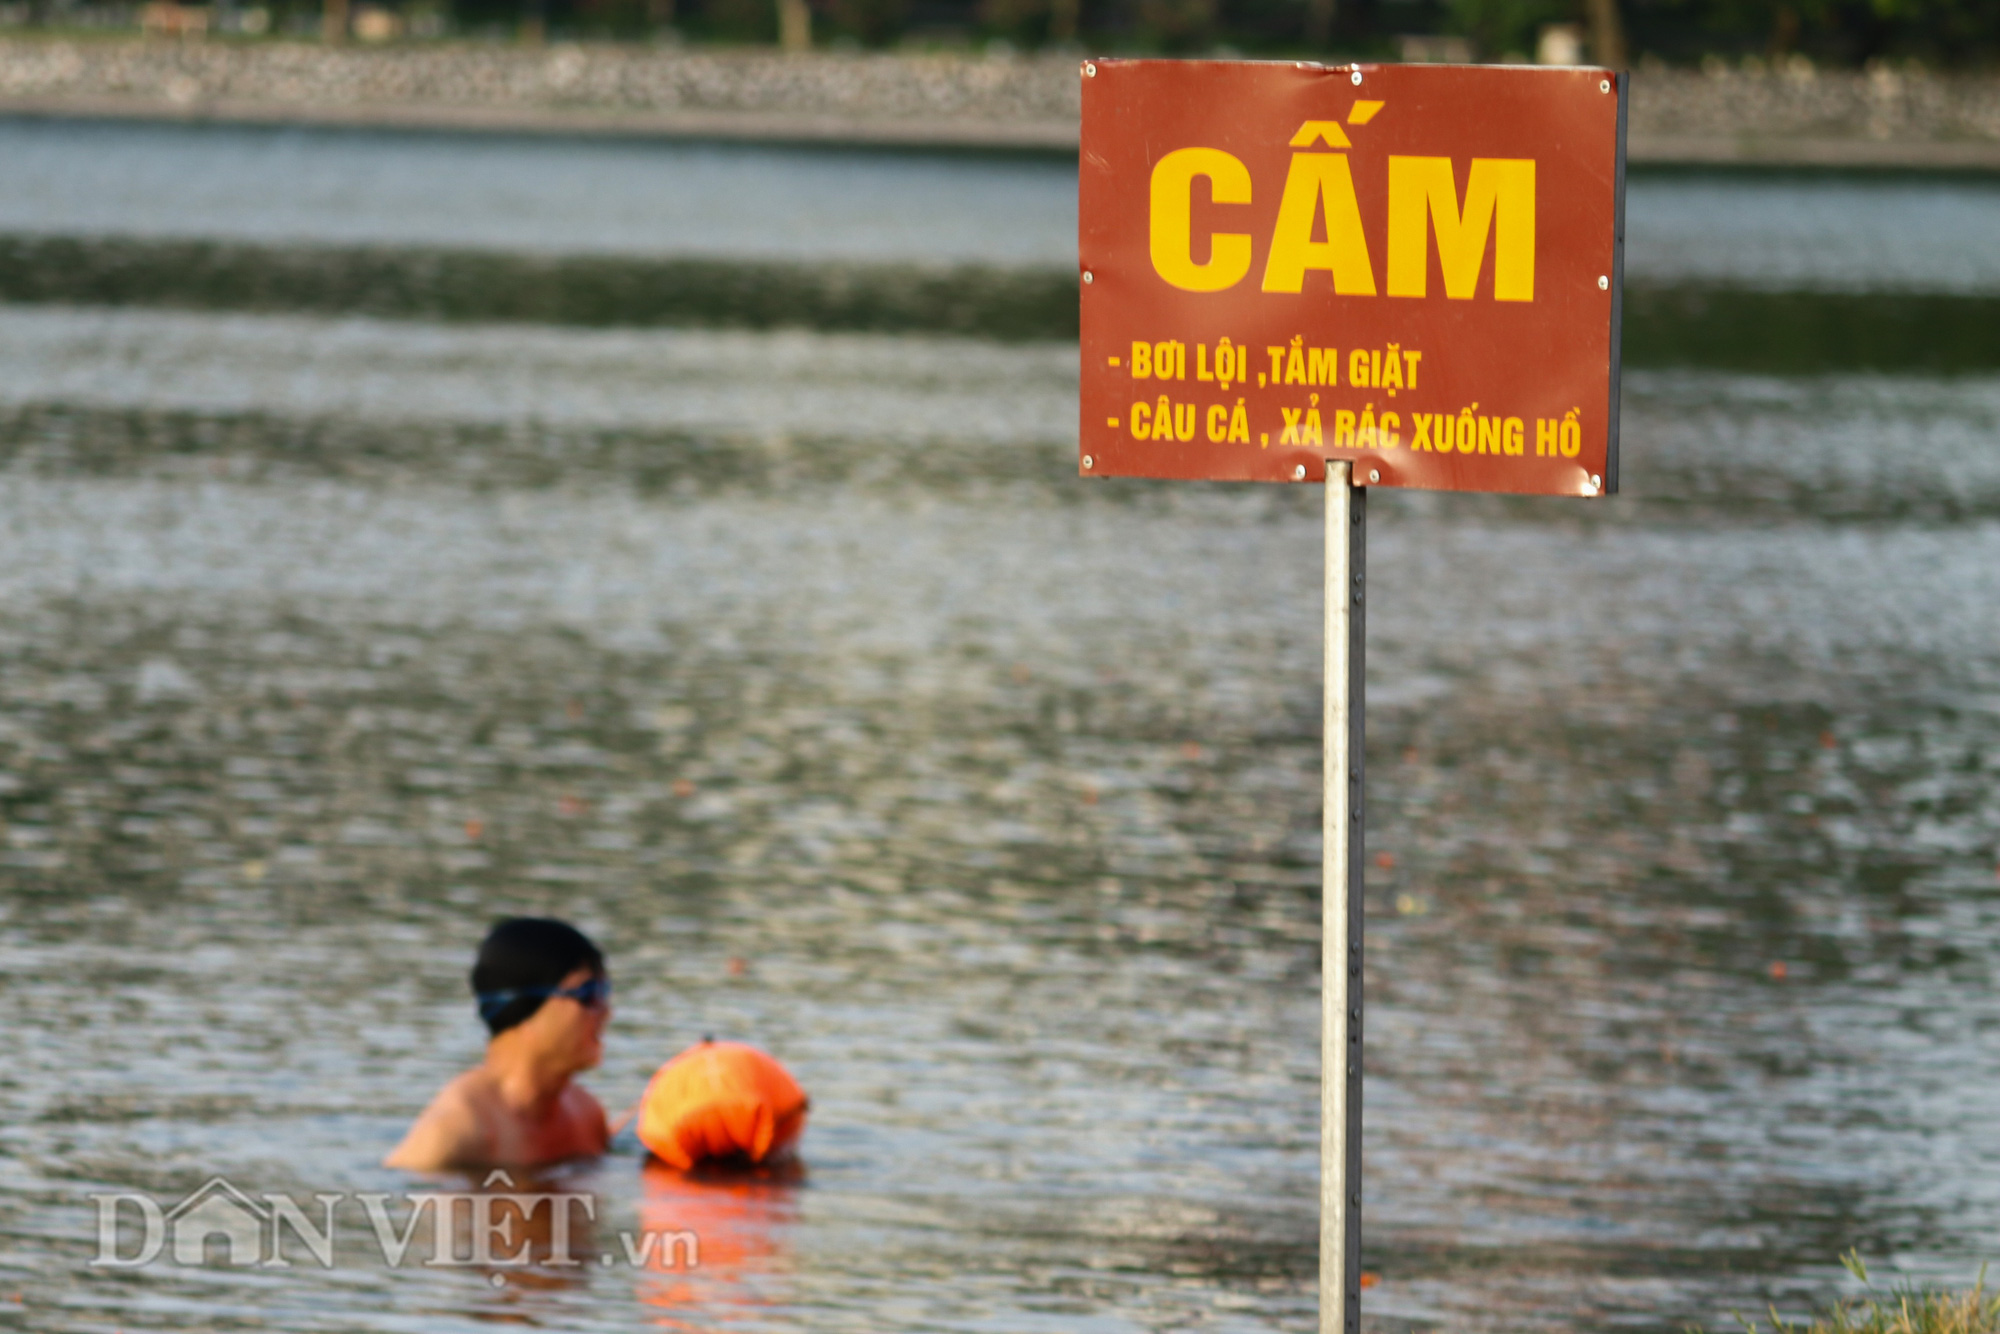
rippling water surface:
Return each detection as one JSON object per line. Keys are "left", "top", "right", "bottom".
{"left": 0, "top": 119, "right": 1997, "bottom": 1334}
{"left": 8, "top": 117, "right": 2000, "bottom": 288}
{"left": 0, "top": 118, "right": 1081, "bottom": 264}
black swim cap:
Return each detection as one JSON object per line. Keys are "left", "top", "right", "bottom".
{"left": 470, "top": 917, "right": 605, "bottom": 1036}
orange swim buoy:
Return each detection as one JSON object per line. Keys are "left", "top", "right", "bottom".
{"left": 637, "top": 1041, "right": 809, "bottom": 1170}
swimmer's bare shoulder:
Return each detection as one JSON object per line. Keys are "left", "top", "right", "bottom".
{"left": 383, "top": 1070, "right": 498, "bottom": 1171}
{"left": 560, "top": 1082, "right": 612, "bottom": 1156}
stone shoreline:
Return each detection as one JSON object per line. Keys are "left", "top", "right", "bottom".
{"left": 3, "top": 35, "right": 1998, "bottom": 167}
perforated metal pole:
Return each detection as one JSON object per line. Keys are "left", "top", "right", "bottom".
{"left": 1322, "top": 461, "right": 1365, "bottom": 1334}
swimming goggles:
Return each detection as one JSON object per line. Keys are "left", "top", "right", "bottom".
{"left": 476, "top": 976, "right": 611, "bottom": 1024}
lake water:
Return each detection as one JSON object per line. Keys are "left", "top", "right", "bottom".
{"left": 1, "top": 117, "right": 1998, "bottom": 1334}
{"left": 6, "top": 117, "right": 2000, "bottom": 288}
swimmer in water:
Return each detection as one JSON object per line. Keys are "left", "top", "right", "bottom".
{"left": 386, "top": 917, "right": 613, "bottom": 1171}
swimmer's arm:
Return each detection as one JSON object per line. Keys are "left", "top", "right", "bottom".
{"left": 573, "top": 1085, "right": 613, "bottom": 1154}
{"left": 384, "top": 1085, "right": 490, "bottom": 1171}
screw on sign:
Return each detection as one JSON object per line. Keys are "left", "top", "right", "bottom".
{"left": 1075, "top": 59, "right": 1626, "bottom": 1334}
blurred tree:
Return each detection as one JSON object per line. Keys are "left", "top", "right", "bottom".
{"left": 979, "top": 0, "right": 1046, "bottom": 42}
{"left": 1622, "top": 0, "right": 2000, "bottom": 63}
{"left": 1133, "top": 0, "right": 1217, "bottom": 49}
{"left": 1586, "top": 0, "right": 1625, "bottom": 60}
{"left": 571, "top": 0, "right": 655, "bottom": 37}
{"left": 1443, "top": 0, "right": 1565, "bottom": 55}
{"left": 422, "top": 0, "right": 2000, "bottom": 64}
{"left": 819, "top": 0, "right": 904, "bottom": 42}
{"left": 690, "top": 0, "right": 777, "bottom": 40}
{"left": 1304, "top": 0, "right": 1336, "bottom": 46}
{"left": 778, "top": 0, "right": 810, "bottom": 44}
{"left": 978, "top": 0, "right": 1077, "bottom": 44}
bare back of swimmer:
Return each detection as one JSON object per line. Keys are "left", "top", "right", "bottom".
{"left": 386, "top": 917, "right": 612, "bottom": 1172}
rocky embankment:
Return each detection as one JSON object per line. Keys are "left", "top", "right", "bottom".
{"left": 1629, "top": 60, "right": 2000, "bottom": 168}
{"left": 1, "top": 35, "right": 1998, "bottom": 165}
{"left": 0, "top": 37, "right": 1084, "bottom": 147}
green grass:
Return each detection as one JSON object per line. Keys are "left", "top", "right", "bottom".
{"left": 1714, "top": 1253, "right": 2000, "bottom": 1334}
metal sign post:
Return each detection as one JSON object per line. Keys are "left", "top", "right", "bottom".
{"left": 1322, "top": 461, "right": 1364, "bottom": 1334}
{"left": 1076, "top": 58, "right": 1625, "bottom": 1334}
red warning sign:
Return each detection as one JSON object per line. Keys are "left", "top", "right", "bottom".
{"left": 1079, "top": 59, "right": 1626, "bottom": 495}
